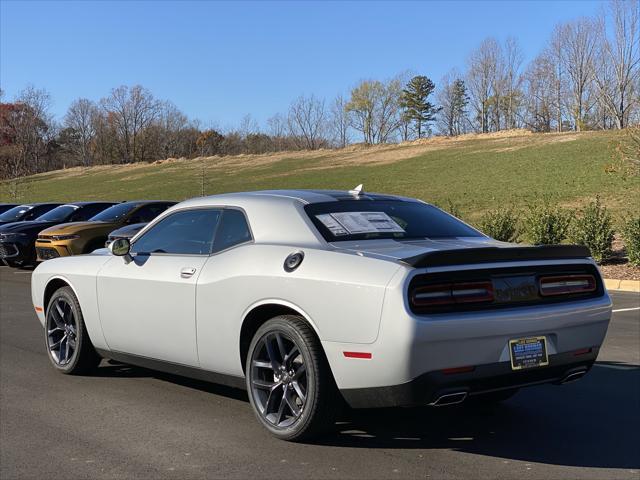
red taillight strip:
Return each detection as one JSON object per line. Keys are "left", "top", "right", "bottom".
{"left": 412, "top": 281, "right": 494, "bottom": 307}
{"left": 539, "top": 275, "right": 596, "bottom": 296}
{"left": 573, "top": 347, "right": 592, "bottom": 356}
{"left": 343, "top": 351, "right": 372, "bottom": 359}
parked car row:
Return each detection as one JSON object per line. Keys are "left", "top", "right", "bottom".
{"left": 0, "top": 201, "right": 176, "bottom": 268}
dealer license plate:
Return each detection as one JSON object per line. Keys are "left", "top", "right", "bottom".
{"left": 509, "top": 336, "right": 549, "bottom": 370}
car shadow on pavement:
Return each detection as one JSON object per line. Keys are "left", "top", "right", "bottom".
{"left": 94, "top": 360, "right": 250, "bottom": 402}
{"left": 314, "top": 361, "right": 639, "bottom": 469}
{"left": 93, "top": 359, "right": 638, "bottom": 469}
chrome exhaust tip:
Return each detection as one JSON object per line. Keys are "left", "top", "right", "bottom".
{"left": 560, "top": 369, "right": 588, "bottom": 384}
{"left": 429, "top": 391, "right": 468, "bottom": 407}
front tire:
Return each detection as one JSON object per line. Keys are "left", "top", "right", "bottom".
{"left": 246, "top": 315, "right": 338, "bottom": 441}
{"left": 45, "top": 286, "right": 101, "bottom": 375}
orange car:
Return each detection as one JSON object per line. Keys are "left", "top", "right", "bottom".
{"left": 35, "top": 200, "right": 175, "bottom": 261}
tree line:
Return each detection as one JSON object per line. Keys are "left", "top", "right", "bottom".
{"left": 1, "top": 0, "right": 638, "bottom": 181}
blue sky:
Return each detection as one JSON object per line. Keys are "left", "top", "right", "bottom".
{"left": 1, "top": 0, "right": 603, "bottom": 128}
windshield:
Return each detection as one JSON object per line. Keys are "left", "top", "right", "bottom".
{"left": 305, "top": 200, "right": 483, "bottom": 242}
{"left": 0, "top": 205, "right": 33, "bottom": 222}
{"left": 89, "top": 203, "right": 137, "bottom": 222}
{"left": 35, "top": 205, "right": 78, "bottom": 222}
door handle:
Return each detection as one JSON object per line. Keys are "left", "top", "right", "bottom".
{"left": 180, "top": 267, "right": 197, "bottom": 278}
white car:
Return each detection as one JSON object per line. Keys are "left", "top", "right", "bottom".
{"left": 31, "top": 189, "right": 612, "bottom": 440}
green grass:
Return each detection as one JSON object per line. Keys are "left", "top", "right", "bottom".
{"left": 3, "top": 130, "right": 638, "bottom": 222}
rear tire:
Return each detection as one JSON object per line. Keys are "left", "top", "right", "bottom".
{"left": 44, "top": 286, "right": 101, "bottom": 375}
{"left": 246, "top": 315, "right": 338, "bottom": 441}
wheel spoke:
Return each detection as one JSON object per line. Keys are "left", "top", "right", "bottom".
{"left": 252, "top": 359, "right": 272, "bottom": 369}
{"left": 264, "top": 384, "right": 281, "bottom": 415}
{"left": 47, "top": 327, "right": 63, "bottom": 335}
{"left": 264, "top": 336, "right": 281, "bottom": 371}
{"left": 58, "top": 337, "right": 67, "bottom": 362}
{"left": 49, "top": 334, "right": 65, "bottom": 351}
{"left": 275, "top": 333, "right": 287, "bottom": 363}
{"left": 292, "top": 380, "right": 306, "bottom": 403}
{"left": 284, "top": 389, "right": 300, "bottom": 417}
{"left": 284, "top": 345, "right": 299, "bottom": 366}
{"left": 64, "top": 336, "right": 71, "bottom": 361}
{"left": 55, "top": 301, "right": 65, "bottom": 321}
{"left": 252, "top": 378, "right": 277, "bottom": 390}
{"left": 275, "top": 390, "right": 287, "bottom": 425}
{"left": 68, "top": 336, "right": 77, "bottom": 349}
{"left": 51, "top": 306, "right": 65, "bottom": 329}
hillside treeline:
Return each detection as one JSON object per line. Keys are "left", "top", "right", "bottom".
{"left": 1, "top": 0, "right": 638, "bottom": 180}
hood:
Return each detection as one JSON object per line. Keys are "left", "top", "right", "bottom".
{"left": 331, "top": 237, "right": 592, "bottom": 268}
{"left": 0, "top": 220, "right": 56, "bottom": 235}
{"left": 38, "top": 221, "right": 118, "bottom": 236}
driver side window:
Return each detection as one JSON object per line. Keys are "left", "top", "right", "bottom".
{"left": 131, "top": 209, "right": 221, "bottom": 255}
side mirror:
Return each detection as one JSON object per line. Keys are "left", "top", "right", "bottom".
{"left": 109, "top": 238, "right": 131, "bottom": 256}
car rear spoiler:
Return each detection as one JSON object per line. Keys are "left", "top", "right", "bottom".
{"left": 401, "top": 245, "right": 592, "bottom": 268}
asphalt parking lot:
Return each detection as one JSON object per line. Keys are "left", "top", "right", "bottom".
{"left": 1, "top": 267, "right": 638, "bottom": 480}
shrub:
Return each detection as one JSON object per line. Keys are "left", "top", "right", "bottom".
{"left": 479, "top": 208, "right": 519, "bottom": 242}
{"left": 439, "top": 199, "right": 463, "bottom": 219}
{"left": 621, "top": 216, "right": 640, "bottom": 266}
{"left": 568, "top": 197, "right": 614, "bottom": 263}
{"left": 523, "top": 203, "right": 572, "bottom": 245}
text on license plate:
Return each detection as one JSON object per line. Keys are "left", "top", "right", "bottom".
{"left": 509, "top": 336, "right": 549, "bottom": 370}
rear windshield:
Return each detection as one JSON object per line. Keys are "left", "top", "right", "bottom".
{"left": 305, "top": 200, "right": 482, "bottom": 242}
{"left": 0, "top": 205, "right": 33, "bottom": 222}
{"left": 90, "top": 203, "right": 137, "bottom": 222}
{"left": 36, "top": 205, "right": 77, "bottom": 222}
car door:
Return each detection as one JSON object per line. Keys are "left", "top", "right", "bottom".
{"left": 97, "top": 208, "right": 221, "bottom": 366}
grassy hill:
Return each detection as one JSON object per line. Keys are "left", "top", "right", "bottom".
{"left": 3, "top": 129, "right": 638, "bottom": 222}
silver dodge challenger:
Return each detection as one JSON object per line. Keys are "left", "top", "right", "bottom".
{"left": 31, "top": 188, "right": 612, "bottom": 440}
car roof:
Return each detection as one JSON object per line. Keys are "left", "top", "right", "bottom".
{"left": 179, "top": 189, "right": 419, "bottom": 207}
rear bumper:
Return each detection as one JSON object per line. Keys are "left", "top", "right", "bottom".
{"left": 340, "top": 348, "right": 598, "bottom": 408}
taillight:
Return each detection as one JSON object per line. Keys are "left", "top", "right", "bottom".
{"left": 539, "top": 274, "right": 596, "bottom": 296}
{"left": 411, "top": 281, "right": 494, "bottom": 307}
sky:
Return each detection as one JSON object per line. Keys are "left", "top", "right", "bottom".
{"left": 1, "top": 0, "right": 604, "bottom": 129}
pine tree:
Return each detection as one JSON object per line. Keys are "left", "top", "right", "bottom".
{"left": 451, "top": 79, "right": 470, "bottom": 135}
{"left": 400, "top": 76, "right": 440, "bottom": 138}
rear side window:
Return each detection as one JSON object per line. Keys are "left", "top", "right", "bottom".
{"left": 132, "top": 209, "right": 220, "bottom": 255}
{"left": 212, "top": 209, "right": 252, "bottom": 253}
{"left": 305, "top": 200, "right": 482, "bottom": 242}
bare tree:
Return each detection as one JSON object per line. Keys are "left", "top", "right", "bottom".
{"left": 559, "top": 18, "right": 599, "bottom": 130}
{"left": 467, "top": 38, "right": 499, "bottom": 133}
{"left": 100, "top": 85, "right": 159, "bottom": 163}
{"left": 329, "top": 94, "right": 350, "bottom": 148}
{"left": 345, "top": 78, "right": 403, "bottom": 144}
{"left": 14, "top": 85, "right": 53, "bottom": 173}
{"left": 523, "top": 51, "right": 556, "bottom": 132}
{"left": 503, "top": 36, "right": 525, "bottom": 129}
{"left": 287, "top": 94, "right": 326, "bottom": 149}
{"left": 63, "top": 98, "right": 98, "bottom": 166}
{"left": 594, "top": 0, "right": 640, "bottom": 129}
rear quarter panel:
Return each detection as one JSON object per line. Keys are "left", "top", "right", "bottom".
{"left": 195, "top": 243, "right": 402, "bottom": 375}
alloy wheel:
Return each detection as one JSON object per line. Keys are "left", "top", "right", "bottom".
{"left": 250, "top": 332, "right": 307, "bottom": 428}
{"left": 46, "top": 297, "right": 78, "bottom": 366}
